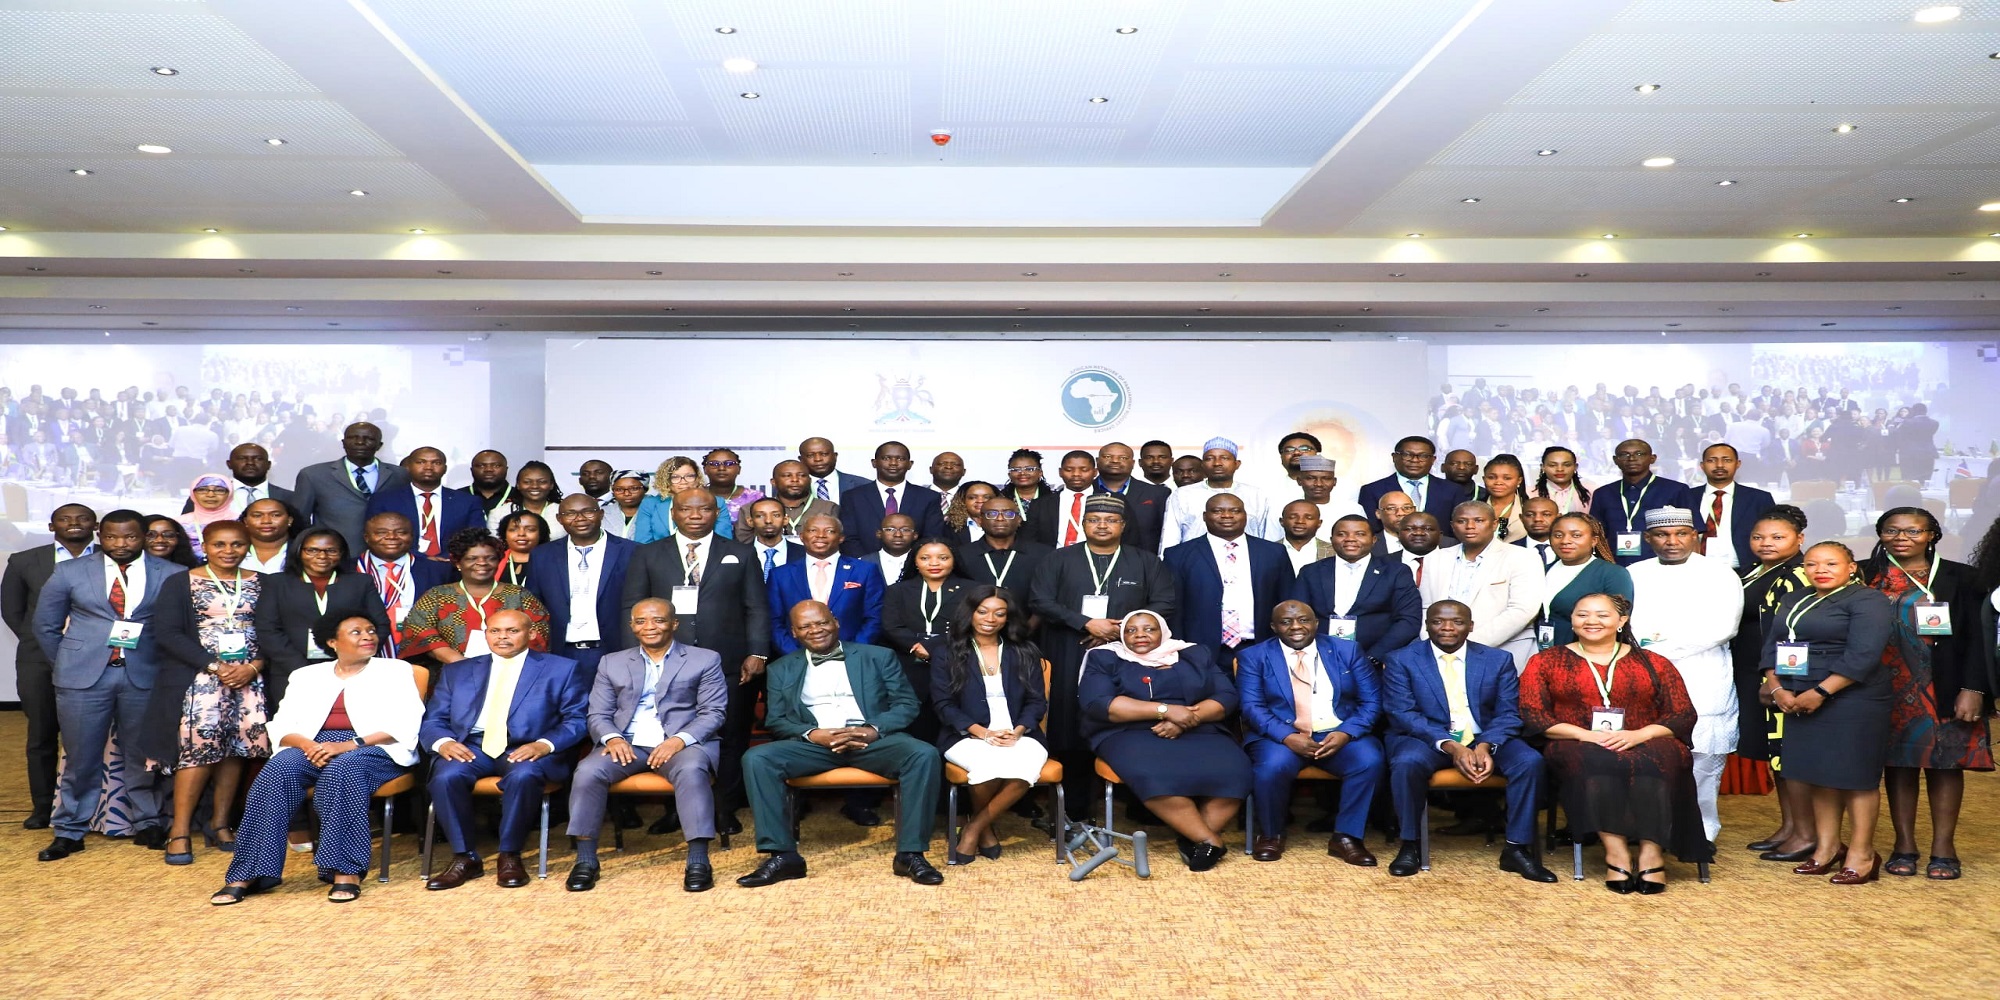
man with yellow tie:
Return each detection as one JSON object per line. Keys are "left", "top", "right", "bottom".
{"left": 419, "top": 610, "right": 587, "bottom": 890}
{"left": 1379, "top": 600, "right": 1556, "bottom": 883}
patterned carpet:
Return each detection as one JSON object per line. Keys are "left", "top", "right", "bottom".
{"left": 1, "top": 712, "right": 1995, "bottom": 999}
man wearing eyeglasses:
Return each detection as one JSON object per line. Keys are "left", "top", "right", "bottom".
{"left": 952, "top": 497, "right": 1050, "bottom": 597}
{"left": 1358, "top": 435, "right": 1467, "bottom": 542}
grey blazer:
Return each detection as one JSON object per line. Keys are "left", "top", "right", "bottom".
{"left": 2, "top": 544, "right": 60, "bottom": 668}
{"left": 293, "top": 459, "right": 412, "bottom": 552}
{"left": 31, "top": 553, "right": 184, "bottom": 691}
{"left": 585, "top": 643, "right": 728, "bottom": 749}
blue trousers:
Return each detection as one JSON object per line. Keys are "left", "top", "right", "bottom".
{"left": 226, "top": 731, "right": 407, "bottom": 880}
{"left": 1246, "top": 734, "right": 1384, "bottom": 841}
{"left": 1386, "top": 735, "right": 1543, "bottom": 846}
{"left": 427, "top": 744, "right": 571, "bottom": 854}
{"left": 52, "top": 666, "right": 165, "bottom": 838}
{"left": 563, "top": 646, "right": 605, "bottom": 691}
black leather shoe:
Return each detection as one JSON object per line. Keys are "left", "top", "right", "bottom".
{"left": 22, "top": 813, "right": 50, "bottom": 831}
{"left": 1760, "top": 844, "right": 1817, "bottom": 863}
{"left": 565, "top": 863, "right": 600, "bottom": 892}
{"left": 1745, "top": 837, "right": 1783, "bottom": 853}
{"left": 648, "top": 812, "right": 682, "bottom": 835}
{"left": 1185, "top": 842, "right": 1226, "bottom": 872}
{"left": 893, "top": 851, "right": 944, "bottom": 885}
{"left": 1388, "top": 840, "right": 1421, "bottom": 876}
{"left": 132, "top": 826, "right": 168, "bottom": 850}
{"left": 736, "top": 852, "right": 807, "bottom": 887}
{"left": 683, "top": 862, "right": 715, "bottom": 892}
{"left": 37, "top": 836, "right": 85, "bottom": 862}
{"left": 1500, "top": 844, "right": 1559, "bottom": 883}
{"left": 840, "top": 804, "right": 884, "bottom": 827}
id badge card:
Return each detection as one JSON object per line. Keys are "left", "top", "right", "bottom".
{"left": 1327, "top": 615, "right": 1357, "bottom": 640}
{"left": 1590, "top": 705, "right": 1625, "bottom": 732}
{"left": 672, "top": 584, "right": 701, "bottom": 617}
{"left": 1615, "top": 532, "right": 1641, "bottom": 557}
{"left": 1775, "top": 641, "right": 1810, "bottom": 677}
{"left": 1914, "top": 601, "right": 1952, "bottom": 636}
{"left": 107, "top": 619, "right": 143, "bottom": 649}
{"left": 215, "top": 632, "right": 250, "bottom": 662}
{"left": 1535, "top": 624, "right": 1555, "bottom": 650}
{"left": 1081, "top": 594, "right": 1110, "bottom": 620}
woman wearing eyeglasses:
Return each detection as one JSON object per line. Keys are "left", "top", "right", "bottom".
{"left": 702, "top": 448, "right": 763, "bottom": 540}
{"left": 632, "top": 456, "right": 702, "bottom": 544}
{"left": 1861, "top": 506, "right": 1990, "bottom": 880}
{"left": 998, "top": 449, "right": 1052, "bottom": 526}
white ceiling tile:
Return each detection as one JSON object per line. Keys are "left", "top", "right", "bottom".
{"left": 941, "top": 0, "right": 1181, "bottom": 124}
{"left": 697, "top": 68, "right": 912, "bottom": 163}
{"left": 1148, "top": 69, "right": 1400, "bottom": 166}
{"left": 0, "top": 8, "right": 315, "bottom": 92}
{"left": 1515, "top": 33, "right": 2000, "bottom": 105}
{"left": 506, "top": 124, "right": 708, "bottom": 164}
{"left": 666, "top": 0, "right": 912, "bottom": 64}
{"left": 931, "top": 127, "right": 1125, "bottom": 166}
{"left": 1433, "top": 111, "right": 1990, "bottom": 167}
{"left": 1614, "top": 0, "right": 1998, "bottom": 23}
{"left": 0, "top": 96, "right": 400, "bottom": 157}
{"left": 1197, "top": 0, "right": 1480, "bottom": 66}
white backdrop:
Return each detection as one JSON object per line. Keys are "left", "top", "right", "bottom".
{"left": 542, "top": 337, "right": 1430, "bottom": 503}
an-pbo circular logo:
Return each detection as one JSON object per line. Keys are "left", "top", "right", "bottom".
{"left": 1060, "top": 367, "right": 1131, "bottom": 428}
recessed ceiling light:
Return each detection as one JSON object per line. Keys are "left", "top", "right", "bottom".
{"left": 238, "top": 267, "right": 255, "bottom": 273}
{"left": 1388, "top": 272, "right": 1406, "bottom": 277}
{"left": 1887, "top": 306, "right": 1903, "bottom": 310}
{"left": 1641, "top": 156, "right": 1676, "bottom": 167}
{"left": 200, "top": 227, "right": 217, "bottom": 233}
{"left": 1601, "top": 233, "right": 1617, "bottom": 239}
{"left": 150, "top": 66, "right": 178, "bottom": 76}
{"left": 1989, "top": 232, "right": 2000, "bottom": 236}
{"left": 437, "top": 270, "right": 453, "bottom": 274}
{"left": 1793, "top": 233, "right": 1812, "bottom": 238}
{"left": 1021, "top": 271, "right": 1038, "bottom": 276}
{"left": 1913, "top": 6, "right": 1962, "bottom": 23}
{"left": 1755, "top": 271, "right": 1772, "bottom": 276}
{"left": 1948, "top": 270, "right": 1968, "bottom": 275}
{"left": 1087, "top": 96, "right": 1109, "bottom": 104}
{"left": 1405, "top": 233, "right": 1424, "bottom": 238}
{"left": 1536, "top": 148, "right": 1558, "bottom": 156}
{"left": 1217, "top": 272, "right": 1233, "bottom": 277}
{"left": 1893, "top": 197, "right": 1914, "bottom": 203}
{"left": 1197, "top": 307, "right": 1211, "bottom": 312}
{"left": 1633, "top": 83, "right": 1661, "bottom": 94}
{"left": 715, "top": 26, "right": 736, "bottom": 34}
{"left": 1821, "top": 322, "right": 1838, "bottom": 327}
{"left": 142, "top": 320, "right": 158, "bottom": 325}
{"left": 722, "top": 57, "right": 757, "bottom": 72}
{"left": 1716, "top": 179, "right": 1738, "bottom": 186}
{"left": 1359, "top": 307, "right": 1373, "bottom": 312}
{"left": 1015, "top": 306, "right": 1030, "bottom": 312}
{"left": 285, "top": 306, "right": 303, "bottom": 311}
{"left": 69, "top": 168, "right": 92, "bottom": 176}
{"left": 264, "top": 137, "right": 286, "bottom": 146}
{"left": 1460, "top": 197, "right": 1481, "bottom": 203}
{"left": 0, "top": 226, "right": 8, "bottom": 231}
{"left": 1494, "top": 323, "right": 1509, "bottom": 328}
{"left": 1981, "top": 202, "right": 2000, "bottom": 211}
{"left": 1833, "top": 123, "right": 1857, "bottom": 134}
{"left": 135, "top": 143, "right": 171, "bottom": 154}
{"left": 739, "top": 92, "right": 760, "bottom": 99}
{"left": 408, "top": 228, "right": 426, "bottom": 234}
{"left": 349, "top": 189, "right": 367, "bottom": 197}
{"left": 1115, "top": 26, "right": 1138, "bottom": 34}
{"left": 646, "top": 270, "right": 663, "bottom": 275}
{"left": 837, "top": 271, "right": 853, "bottom": 276}
{"left": 1535, "top": 307, "right": 1550, "bottom": 312}
{"left": 1574, "top": 272, "right": 1591, "bottom": 277}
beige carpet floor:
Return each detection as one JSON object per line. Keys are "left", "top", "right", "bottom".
{"left": 0, "top": 712, "right": 1995, "bottom": 999}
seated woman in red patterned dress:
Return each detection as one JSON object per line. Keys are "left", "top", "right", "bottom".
{"left": 1519, "top": 592, "right": 1710, "bottom": 895}
{"left": 395, "top": 527, "right": 550, "bottom": 665}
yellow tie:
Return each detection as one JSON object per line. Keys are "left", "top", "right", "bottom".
{"left": 1441, "top": 653, "right": 1475, "bottom": 744}
{"left": 478, "top": 657, "right": 520, "bottom": 758}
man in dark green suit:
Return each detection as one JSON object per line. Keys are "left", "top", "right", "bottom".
{"left": 735, "top": 601, "right": 944, "bottom": 887}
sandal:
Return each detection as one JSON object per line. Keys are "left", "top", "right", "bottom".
{"left": 1636, "top": 866, "right": 1667, "bottom": 895}
{"left": 1884, "top": 852, "right": 1920, "bottom": 877}
{"left": 1925, "top": 856, "right": 1962, "bottom": 880}
{"left": 207, "top": 825, "right": 237, "bottom": 853}
{"left": 326, "top": 880, "right": 362, "bottom": 903}
{"left": 164, "top": 835, "right": 194, "bottom": 866}
{"left": 208, "top": 875, "right": 282, "bottom": 905}
{"left": 1604, "top": 863, "right": 1637, "bottom": 894}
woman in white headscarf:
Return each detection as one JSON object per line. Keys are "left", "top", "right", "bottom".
{"left": 1078, "top": 609, "right": 1253, "bottom": 871}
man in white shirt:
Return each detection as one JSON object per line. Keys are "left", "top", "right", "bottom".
{"left": 1277, "top": 499, "right": 1331, "bottom": 574}
{"left": 865, "top": 513, "right": 917, "bottom": 585}
{"left": 1393, "top": 512, "right": 1447, "bottom": 591}
{"left": 741, "top": 499, "right": 799, "bottom": 581}
{"left": 1034, "top": 451, "right": 1099, "bottom": 549}
{"left": 1161, "top": 437, "right": 1278, "bottom": 549}
{"left": 1294, "top": 456, "right": 1362, "bottom": 543}
{"left": 1693, "top": 443, "right": 1777, "bottom": 571}
{"left": 1627, "top": 506, "right": 1742, "bottom": 844}
{"left": 1418, "top": 502, "right": 1540, "bottom": 672}
{"left": 799, "top": 436, "right": 866, "bottom": 505}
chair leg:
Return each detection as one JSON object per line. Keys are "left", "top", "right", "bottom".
{"left": 890, "top": 785, "right": 902, "bottom": 850}
{"left": 1051, "top": 784, "right": 1066, "bottom": 864}
{"left": 1697, "top": 860, "right": 1710, "bottom": 884}
{"left": 1572, "top": 841, "right": 1584, "bottom": 881}
{"left": 1102, "top": 780, "right": 1116, "bottom": 837}
{"left": 1242, "top": 793, "right": 1254, "bottom": 856}
{"left": 1419, "top": 800, "right": 1431, "bottom": 872}
{"left": 377, "top": 795, "right": 395, "bottom": 884}
{"left": 421, "top": 799, "right": 436, "bottom": 880}
{"left": 537, "top": 792, "right": 551, "bottom": 879}
{"left": 947, "top": 784, "right": 960, "bottom": 859}
{"left": 612, "top": 803, "right": 624, "bottom": 852}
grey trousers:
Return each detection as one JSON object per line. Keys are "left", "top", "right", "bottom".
{"left": 566, "top": 741, "right": 720, "bottom": 841}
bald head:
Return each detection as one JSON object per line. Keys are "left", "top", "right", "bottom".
{"left": 485, "top": 609, "right": 534, "bottom": 658}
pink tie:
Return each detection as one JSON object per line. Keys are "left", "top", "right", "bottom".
{"left": 1220, "top": 541, "right": 1244, "bottom": 646}
{"left": 1288, "top": 649, "right": 1316, "bottom": 734}
{"left": 813, "top": 560, "right": 832, "bottom": 603}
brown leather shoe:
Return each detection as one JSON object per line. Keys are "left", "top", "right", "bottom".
{"left": 1327, "top": 833, "right": 1378, "bottom": 867}
{"left": 495, "top": 851, "right": 530, "bottom": 888}
{"left": 1251, "top": 836, "right": 1286, "bottom": 862}
{"left": 426, "top": 853, "right": 483, "bottom": 891}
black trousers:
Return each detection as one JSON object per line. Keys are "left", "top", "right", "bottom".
{"left": 15, "top": 656, "right": 58, "bottom": 818}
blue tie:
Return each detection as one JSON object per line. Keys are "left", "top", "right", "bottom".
{"left": 762, "top": 546, "right": 777, "bottom": 581}
{"left": 816, "top": 477, "right": 830, "bottom": 501}
{"left": 352, "top": 465, "right": 372, "bottom": 496}
{"left": 576, "top": 545, "right": 593, "bottom": 571}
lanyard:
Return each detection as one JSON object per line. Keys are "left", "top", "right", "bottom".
{"left": 1619, "top": 476, "right": 1655, "bottom": 532}
{"left": 305, "top": 570, "right": 337, "bottom": 617}
{"left": 919, "top": 584, "right": 944, "bottom": 636}
{"left": 1581, "top": 644, "right": 1627, "bottom": 707}
{"left": 1087, "top": 548, "right": 1122, "bottom": 595}
{"left": 1740, "top": 561, "right": 1778, "bottom": 589}
{"left": 984, "top": 549, "right": 1018, "bottom": 588}
{"left": 782, "top": 502, "right": 809, "bottom": 536}
{"left": 504, "top": 560, "right": 526, "bottom": 587}
{"left": 201, "top": 564, "right": 247, "bottom": 622}
{"left": 367, "top": 558, "right": 407, "bottom": 607}
{"left": 458, "top": 582, "right": 493, "bottom": 632}
{"left": 1897, "top": 552, "right": 1941, "bottom": 603}
{"left": 1785, "top": 582, "right": 1854, "bottom": 641}
{"left": 1542, "top": 557, "right": 1591, "bottom": 623}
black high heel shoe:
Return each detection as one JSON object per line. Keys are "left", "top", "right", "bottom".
{"left": 1604, "top": 863, "right": 1638, "bottom": 894}
{"left": 1635, "top": 866, "right": 1667, "bottom": 894}
{"left": 979, "top": 844, "right": 1002, "bottom": 860}
{"left": 947, "top": 845, "right": 978, "bottom": 866}
{"left": 1759, "top": 844, "right": 1817, "bottom": 862}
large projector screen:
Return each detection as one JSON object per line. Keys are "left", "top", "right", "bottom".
{"left": 543, "top": 337, "right": 1430, "bottom": 500}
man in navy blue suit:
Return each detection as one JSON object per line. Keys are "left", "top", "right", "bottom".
{"left": 766, "top": 514, "right": 884, "bottom": 657}
{"left": 839, "top": 441, "right": 946, "bottom": 556}
{"left": 1379, "top": 600, "right": 1556, "bottom": 882}
{"left": 1162, "top": 492, "right": 1293, "bottom": 671}
{"left": 522, "top": 494, "right": 634, "bottom": 687}
{"left": 356, "top": 512, "right": 454, "bottom": 651}
{"left": 419, "top": 610, "right": 587, "bottom": 890}
{"left": 363, "top": 446, "right": 483, "bottom": 562}
{"left": 1357, "top": 436, "right": 1467, "bottom": 542}
{"left": 799, "top": 437, "right": 870, "bottom": 506}
{"left": 1588, "top": 438, "right": 1694, "bottom": 566}
{"left": 1288, "top": 515, "right": 1422, "bottom": 665}
{"left": 1236, "top": 601, "right": 1385, "bottom": 865}
{"left": 1692, "top": 443, "right": 1775, "bottom": 572}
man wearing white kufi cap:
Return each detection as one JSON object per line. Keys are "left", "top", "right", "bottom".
{"left": 1160, "top": 436, "right": 1279, "bottom": 551}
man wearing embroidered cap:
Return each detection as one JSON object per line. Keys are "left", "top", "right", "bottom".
{"left": 1294, "top": 455, "right": 1363, "bottom": 544}
{"left": 1626, "top": 504, "right": 1742, "bottom": 845}
{"left": 1160, "top": 437, "right": 1279, "bottom": 551}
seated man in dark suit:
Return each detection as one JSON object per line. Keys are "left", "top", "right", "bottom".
{"left": 1379, "top": 601, "right": 1556, "bottom": 883}
{"left": 564, "top": 598, "right": 727, "bottom": 893}
{"left": 362, "top": 445, "right": 483, "bottom": 561}
{"left": 736, "top": 601, "right": 943, "bottom": 887}
{"left": 419, "top": 610, "right": 587, "bottom": 890}
{"left": 1235, "top": 601, "right": 1385, "bottom": 865}
{"left": 1288, "top": 515, "right": 1423, "bottom": 665}
{"left": 838, "top": 441, "right": 945, "bottom": 555}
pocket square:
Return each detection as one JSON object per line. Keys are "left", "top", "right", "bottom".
{"left": 842, "top": 581, "right": 862, "bottom": 589}
{"left": 721, "top": 554, "right": 739, "bottom": 564}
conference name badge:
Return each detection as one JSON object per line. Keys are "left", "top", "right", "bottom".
{"left": 1535, "top": 624, "right": 1555, "bottom": 650}
{"left": 107, "top": 619, "right": 144, "bottom": 649}
{"left": 1081, "top": 594, "right": 1110, "bottom": 620}
{"left": 1450, "top": 727, "right": 1472, "bottom": 746}
{"left": 1775, "top": 642, "right": 1810, "bottom": 677}
{"left": 672, "top": 585, "right": 700, "bottom": 616}
{"left": 1914, "top": 601, "right": 1951, "bottom": 636}
{"left": 1328, "top": 615, "right": 1357, "bottom": 640}
{"left": 1615, "top": 533, "right": 1642, "bottom": 557}
{"left": 216, "top": 632, "right": 250, "bottom": 662}
{"left": 1590, "top": 706, "right": 1625, "bottom": 732}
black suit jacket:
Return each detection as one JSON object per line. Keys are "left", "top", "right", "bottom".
{"left": 2, "top": 544, "right": 61, "bottom": 668}
{"left": 621, "top": 535, "right": 771, "bottom": 670}
{"left": 838, "top": 481, "right": 947, "bottom": 555}
{"left": 929, "top": 643, "right": 1048, "bottom": 750}
{"left": 253, "top": 572, "right": 392, "bottom": 708}
{"left": 952, "top": 539, "right": 1052, "bottom": 595}
{"left": 1093, "top": 479, "right": 1170, "bottom": 554}
{"left": 1358, "top": 474, "right": 1467, "bottom": 541}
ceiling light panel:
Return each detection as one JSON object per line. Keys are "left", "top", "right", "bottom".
{"left": 0, "top": 8, "right": 314, "bottom": 91}
{"left": 1432, "top": 111, "right": 1985, "bottom": 167}
{"left": 0, "top": 96, "right": 401, "bottom": 157}
{"left": 1516, "top": 34, "right": 2000, "bottom": 106}
{"left": 941, "top": 1, "right": 1177, "bottom": 124}
{"left": 665, "top": 0, "right": 910, "bottom": 62}
{"left": 696, "top": 68, "right": 911, "bottom": 160}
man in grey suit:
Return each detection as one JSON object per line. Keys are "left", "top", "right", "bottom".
{"left": 564, "top": 598, "right": 728, "bottom": 893}
{"left": 31, "top": 509, "right": 185, "bottom": 861}
{"left": 2, "top": 503, "right": 98, "bottom": 829}
{"left": 291, "top": 421, "right": 411, "bottom": 552}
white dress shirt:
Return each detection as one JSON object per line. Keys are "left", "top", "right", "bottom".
{"left": 806, "top": 555, "right": 838, "bottom": 605}
{"left": 1049, "top": 487, "right": 1093, "bottom": 547}
{"left": 1204, "top": 533, "right": 1255, "bottom": 644}
{"left": 226, "top": 478, "right": 274, "bottom": 515}
{"left": 1283, "top": 539, "right": 1320, "bottom": 575}
{"left": 754, "top": 538, "right": 790, "bottom": 578}
{"left": 876, "top": 549, "right": 910, "bottom": 585}
{"left": 342, "top": 458, "right": 381, "bottom": 494}
{"left": 1431, "top": 642, "right": 1481, "bottom": 750}
{"left": 1699, "top": 481, "right": 1740, "bottom": 569}
{"left": 102, "top": 554, "right": 145, "bottom": 607}
{"left": 241, "top": 544, "right": 287, "bottom": 574}
{"left": 407, "top": 485, "right": 446, "bottom": 553}
{"left": 1329, "top": 554, "right": 1368, "bottom": 616}
{"left": 801, "top": 647, "right": 864, "bottom": 730}
{"left": 624, "top": 645, "right": 670, "bottom": 749}
{"left": 1292, "top": 642, "right": 1343, "bottom": 732}
{"left": 812, "top": 474, "right": 841, "bottom": 503}
{"left": 669, "top": 532, "right": 714, "bottom": 583}
{"left": 362, "top": 553, "right": 416, "bottom": 625}
{"left": 564, "top": 535, "right": 607, "bottom": 643}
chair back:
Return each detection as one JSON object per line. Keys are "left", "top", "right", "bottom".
{"left": 1041, "top": 658, "right": 1052, "bottom": 736}
{"left": 412, "top": 664, "right": 432, "bottom": 702}
{"left": 1948, "top": 477, "right": 1982, "bottom": 510}
{"left": 1789, "top": 480, "right": 1838, "bottom": 503}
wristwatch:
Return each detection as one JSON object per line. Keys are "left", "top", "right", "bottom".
{"left": 1155, "top": 703, "right": 1169, "bottom": 720}
{"left": 1811, "top": 683, "right": 1834, "bottom": 699}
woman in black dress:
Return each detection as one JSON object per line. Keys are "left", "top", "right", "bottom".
{"left": 880, "top": 538, "right": 966, "bottom": 747}
{"left": 1760, "top": 541, "right": 1894, "bottom": 885}
{"left": 252, "top": 526, "right": 391, "bottom": 710}
{"left": 1078, "top": 610, "right": 1252, "bottom": 871}
{"left": 1731, "top": 505, "right": 1816, "bottom": 860}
